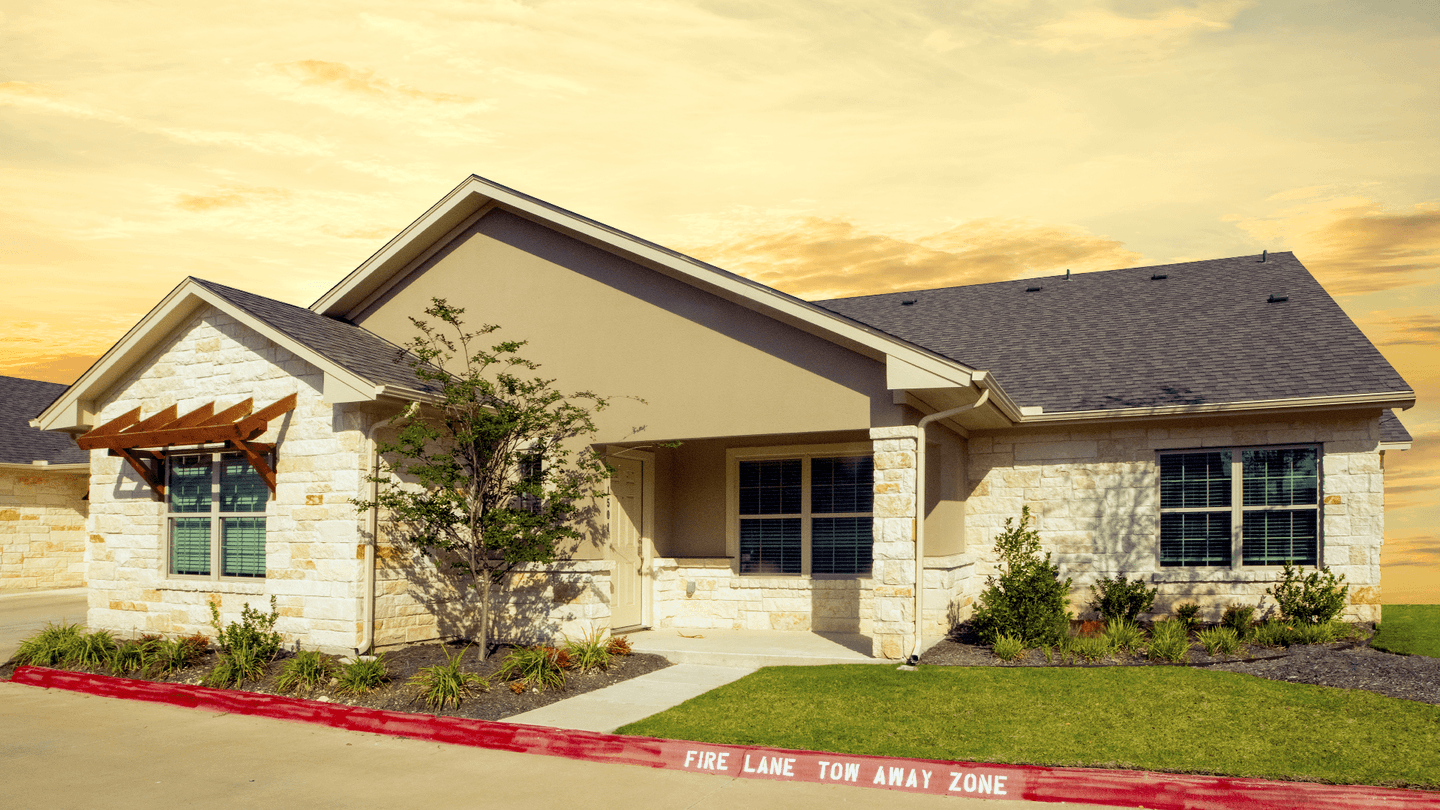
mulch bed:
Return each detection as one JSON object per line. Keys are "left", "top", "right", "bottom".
{"left": 919, "top": 623, "right": 1440, "bottom": 706}
{"left": 0, "top": 641, "right": 672, "bottom": 722}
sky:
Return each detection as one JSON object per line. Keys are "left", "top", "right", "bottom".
{"left": 2, "top": 0, "right": 1436, "bottom": 602}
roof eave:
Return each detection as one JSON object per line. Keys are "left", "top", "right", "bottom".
{"left": 1004, "top": 391, "right": 1416, "bottom": 426}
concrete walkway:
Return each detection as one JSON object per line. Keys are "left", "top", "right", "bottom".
{"left": 507, "top": 628, "right": 895, "bottom": 732}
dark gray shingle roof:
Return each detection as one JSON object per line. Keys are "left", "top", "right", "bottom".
{"left": 192, "top": 279, "right": 440, "bottom": 395}
{"left": 0, "top": 376, "right": 89, "bottom": 464}
{"left": 815, "top": 252, "right": 1411, "bottom": 414}
{"left": 1380, "top": 410, "right": 1412, "bottom": 444}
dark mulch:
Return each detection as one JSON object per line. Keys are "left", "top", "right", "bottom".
{"left": 1, "top": 641, "right": 672, "bottom": 722}
{"left": 919, "top": 623, "right": 1440, "bottom": 706}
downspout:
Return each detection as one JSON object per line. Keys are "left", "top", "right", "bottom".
{"left": 908, "top": 388, "right": 990, "bottom": 664}
{"left": 356, "top": 421, "right": 383, "bottom": 656}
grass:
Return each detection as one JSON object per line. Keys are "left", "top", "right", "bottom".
{"left": 617, "top": 664, "right": 1440, "bottom": 789}
{"left": 1373, "top": 605, "right": 1440, "bottom": 658}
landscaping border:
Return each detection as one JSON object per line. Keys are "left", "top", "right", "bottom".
{"left": 12, "top": 665, "right": 1439, "bottom": 809}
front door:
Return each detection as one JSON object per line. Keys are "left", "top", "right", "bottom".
{"left": 609, "top": 455, "right": 645, "bottom": 630}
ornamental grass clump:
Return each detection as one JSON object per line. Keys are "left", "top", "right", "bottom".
{"left": 1088, "top": 574, "right": 1158, "bottom": 623}
{"left": 497, "top": 645, "right": 568, "bottom": 693}
{"left": 68, "top": 630, "right": 118, "bottom": 670}
{"left": 1147, "top": 619, "right": 1191, "bottom": 663}
{"left": 1103, "top": 618, "right": 1146, "bottom": 654}
{"left": 409, "top": 645, "right": 488, "bottom": 710}
{"left": 336, "top": 654, "right": 389, "bottom": 695}
{"left": 13, "top": 622, "right": 85, "bottom": 667}
{"left": 108, "top": 636, "right": 159, "bottom": 675}
{"left": 971, "top": 507, "right": 1072, "bottom": 647}
{"left": 991, "top": 634, "right": 1026, "bottom": 662}
{"left": 1251, "top": 619, "right": 1297, "bottom": 648}
{"left": 1196, "top": 626, "right": 1242, "bottom": 658}
{"left": 563, "top": 628, "right": 611, "bottom": 672}
{"left": 276, "top": 649, "right": 337, "bottom": 694}
{"left": 1068, "top": 633, "right": 1114, "bottom": 662}
{"left": 146, "top": 634, "right": 210, "bottom": 676}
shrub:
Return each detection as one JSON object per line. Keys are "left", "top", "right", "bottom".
{"left": 1197, "top": 626, "right": 1242, "bottom": 657}
{"left": 1220, "top": 603, "right": 1256, "bottom": 640}
{"left": 146, "top": 635, "right": 209, "bottom": 676}
{"left": 1103, "top": 618, "right": 1146, "bottom": 654}
{"left": 276, "top": 649, "right": 337, "bottom": 694}
{"left": 1174, "top": 603, "right": 1201, "bottom": 631}
{"left": 109, "top": 638, "right": 157, "bottom": 675}
{"left": 563, "top": 629, "right": 611, "bottom": 673}
{"left": 13, "top": 622, "right": 85, "bottom": 667}
{"left": 607, "top": 635, "right": 632, "bottom": 657}
{"left": 971, "top": 507, "right": 1073, "bottom": 647}
{"left": 1293, "top": 621, "right": 1347, "bottom": 645}
{"left": 209, "top": 597, "right": 283, "bottom": 661}
{"left": 409, "top": 645, "right": 488, "bottom": 710}
{"left": 991, "top": 634, "right": 1026, "bottom": 661}
{"left": 336, "top": 654, "right": 389, "bottom": 695}
{"left": 1089, "top": 574, "right": 1158, "bottom": 623}
{"left": 1267, "top": 564, "right": 1349, "bottom": 625}
{"left": 1148, "top": 619, "right": 1190, "bottom": 663}
{"left": 202, "top": 639, "right": 270, "bottom": 688}
{"left": 1251, "top": 619, "right": 1296, "bottom": 648}
{"left": 496, "top": 645, "right": 568, "bottom": 692}
{"left": 68, "top": 630, "right": 118, "bottom": 670}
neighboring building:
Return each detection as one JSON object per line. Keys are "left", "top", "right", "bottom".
{"left": 33, "top": 176, "right": 1414, "bottom": 658}
{"left": 2, "top": 375, "right": 89, "bottom": 592}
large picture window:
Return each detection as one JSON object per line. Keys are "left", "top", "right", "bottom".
{"left": 1158, "top": 446, "right": 1319, "bottom": 568}
{"left": 734, "top": 450, "right": 873, "bottom": 576}
{"left": 168, "top": 451, "right": 269, "bottom": 579}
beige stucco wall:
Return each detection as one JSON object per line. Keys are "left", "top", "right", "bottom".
{"left": 353, "top": 209, "right": 899, "bottom": 445}
{"left": 964, "top": 411, "right": 1388, "bottom": 623}
{"left": 0, "top": 467, "right": 88, "bottom": 592}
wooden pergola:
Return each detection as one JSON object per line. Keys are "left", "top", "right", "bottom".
{"left": 76, "top": 393, "right": 298, "bottom": 499}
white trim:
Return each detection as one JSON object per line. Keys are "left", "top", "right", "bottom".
{"left": 1014, "top": 391, "right": 1415, "bottom": 425}
{"left": 1378, "top": 441, "right": 1413, "bottom": 452}
{"left": 0, "top": 462, "right": 88, "bottom": 472}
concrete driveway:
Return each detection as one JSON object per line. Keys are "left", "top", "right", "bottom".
{"left": 0, "top": 587, "right": 88, "bottom": 663}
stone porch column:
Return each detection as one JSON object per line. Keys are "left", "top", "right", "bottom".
{"left": 869, "top": 426, "right": 918, "bottom": 659}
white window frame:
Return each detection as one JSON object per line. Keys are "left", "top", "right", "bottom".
{"left": 1156, "top": 443, "right": 1323, "bottom": 570}
{"left": 725, "top": 442, "right": 874, "bottom": 578}
{"left": 165, "top": 448, "right": 271, "bottom": 581}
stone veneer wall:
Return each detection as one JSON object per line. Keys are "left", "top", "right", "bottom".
{"left": 0, "top": 468, "right": 88, "bottom": 591}
{"left": 965, "top": 414, "right": 1388, "bottom": 622}
{"left": 921, "top": 553, "right": 976, "bottom": 642}
{"left": 84, "top": 306, "right": 373, "bottom": 652}
{"left": 651, "top": 557, "right": 874, "bottom": 633}
{"left": 869, "top": 426, "right": 919, "bottom": 659}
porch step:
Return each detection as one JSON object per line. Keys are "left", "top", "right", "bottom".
{"left": 623, "top": 628, "right": 899, "bottom": 668}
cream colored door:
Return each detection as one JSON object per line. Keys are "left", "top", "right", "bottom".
{"left": 609, "top": 456, "right": 645, "bottom": 629}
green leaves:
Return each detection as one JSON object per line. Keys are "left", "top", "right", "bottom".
{"left": 972, "top": 506, "right": 1073, "bottom": 647}
{"left": 1267, "top": 564, "right": 1349, "bottom": 625}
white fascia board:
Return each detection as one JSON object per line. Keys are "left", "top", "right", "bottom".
{"left": 1379, "top": 442, "right": 1413, "bottom": 452}
{"left": 34, "top": 279, "right": 383, "bottom": 432}
{"left": 1011, "top": 390, "right": 1417, "bottom": 425}
{"left": 886, "top": 355, "right": 972, "bottom": 390}
{"left": 310, "top": 175, "right": 979, "bottom": 384}
{"left": 0, "top": 462, "right": 89, "bottom": 472}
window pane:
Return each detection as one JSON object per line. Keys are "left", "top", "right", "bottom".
{"left": 738, "top": 459, "right": 802, "bottom": 515}
{"left": 168, "top": 455, "right": 212, "bottom": 513}
{"left": 1242, "top": 510, "right": 1318, "bottom": 566}
{"left": 1160, "top": 512, "right": 1231, "bottom": 566}
{"left": 812, "top": 456, "right": 873, "bottom": 514}
{"left": 1242, "top": 449, "right": 1318, "bottom": 507}
{"left": 220, "top": 453, "right": 268, "bottom": 512}
{"left": 738, "top": 518, "right": 801, "bottom": 574}
{"left": 812, "top": 517, "right": 872, "bottom": 575}
{"left": 222, "top": 517, "right": 267, "bottom": 578}
{"left": 170, "top": 517, "right": 211, "bottom": 575}
{"left": 1159, "top": 452, "right": 1231, "bottom": 509}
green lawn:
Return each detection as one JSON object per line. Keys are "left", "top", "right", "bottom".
{"left": 1373, "top": 605, "right": 1440, "bottom": 658}
{"left": 618, "top": 664, "right": 1440, "bottom": 789}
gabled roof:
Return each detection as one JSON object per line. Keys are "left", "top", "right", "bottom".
{"left": 0, "top": 376, "right": 88, "bottom": 464}
{"left": 816, "top": 252, "right": 1414, "bottom": 417}
{"left": 34, "top": 278, "right": 439, "bottom": 433}
{"left": 1380, "top": 409, "right": 1413, "bottom": 446}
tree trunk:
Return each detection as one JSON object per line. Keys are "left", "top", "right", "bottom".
{"left": 477, "top": 574, "right": 492, "bottom": 660}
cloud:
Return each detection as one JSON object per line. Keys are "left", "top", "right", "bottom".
{"left": 1229, "top": 194, "right": 1440, "bottom": 295}
{"left": 1381, "top": 432, "right": 1440, "bottom": 513}
{"left": 0, "top": 352, "right": 99, "bottom": 386}
{"left": 1027, "top": 0, "right": 1253, "bottom": 54}
{"left": 177, "top": 186, "right": 292, "bottom": 212}
{"left": 1373, "top": 313, "right": 1440, "bottom": 347}
{"left": 681, "top": 212, "right": 1142, "bottom": 300}
{"left": 274, "top": 60, "right": 475, "bottom": 105}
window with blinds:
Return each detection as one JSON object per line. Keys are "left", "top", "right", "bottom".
{"left": 167, "top": 451, "right": 269, "bottom": 579}
{"left": 737, "top": 454, "right": 873, "bottom": 576}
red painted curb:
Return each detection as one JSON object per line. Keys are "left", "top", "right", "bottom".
{"left": 11, "top": 666, "right": 1438, "bottom": 809}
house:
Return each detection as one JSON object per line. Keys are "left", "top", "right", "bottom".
{"left": 33, "top": 176, "right": 1415, "bottom": 659}
{"left": 2, "top": 375, "right": 90, "bottom": 592}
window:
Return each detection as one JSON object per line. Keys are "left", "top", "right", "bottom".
{"left": 733, "top": 448, "right": 873, "bottom": 576}
{"left": 167, "top": 451, "right": 269, "bottom": 579}
{"left": 1158, "top": 446, "right": 1320, "bottom": 568}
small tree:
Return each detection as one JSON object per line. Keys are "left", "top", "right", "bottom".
{"left": 356, "top": 299, "right": 614, "bottom": 659}
{"left": 971, "top": 506, "right": 1073, "bottom": 647}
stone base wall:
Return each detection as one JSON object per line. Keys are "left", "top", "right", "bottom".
{"left": 966, "top": 413, "right": 1388, "bottom": 624}
{"left": 652, "top": 557, "right": 875, "bottom": 634}
{"left": 1, "top": 468, "right": 88, "bottom": 592}
{"left": 372, "top": 556, "right": 614, "bottom": 648}
{"left": 870, "top": 427, "right": 918, "bottom": 659}
{"left": 922, "top": 553, "right": 976, "bottom": 645}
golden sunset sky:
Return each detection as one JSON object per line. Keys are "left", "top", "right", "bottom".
{"left": 2, "top": 1, "right": 1436, "bottom": 601}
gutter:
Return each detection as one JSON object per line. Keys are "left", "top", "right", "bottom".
{"left": 356, "top": 420, "right": 383, "bottom": 655}
{"left": 908, "top": 388, "right": 989, "bottom": 664}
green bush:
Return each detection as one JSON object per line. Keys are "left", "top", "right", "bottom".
{"left": 276, "top": 649, "right": 337, "bottom": 694}
{"left": 1220, "top": 604, "right": 1256, "bottom": 640}
{"left": 563, "top": 628, "right": 611, "bottom": 672}
{"left": 1267, "top": 564, "right": 1349, "bottom": 625}
{"left": 1069, "top": 633, "right": 1113, "bottom": 662}
{"left": 336, "top": 654, "right": 389, "bottom": 695}
{"left": 971, "top": 507, "right": 1073, "bottom": 647}
{"left": 1251, "top": 619, "right": 1296, "bottom": 648}
{"left": 109, "top": 637, "right": 158, "bottom": 675}
{"left": 209, "top": 597, "right": 283, "bottom": 660}
{"left": 1088, "top": 574, "right": 1158, "bottom": 623}
{"left": 202, "top": 639, "right": 269, "bottom": 688}
{"left": 68, "top": 630, "right": 118, "bottom": 670}
{"left": 1103, "top": 618, "right": 1146, "bottom": 654}
{"left": 991, "top": 634, "right": 1026, "bottom": 661}
{"left": 13, "top": 622, "right": 85, "bottom": 667}
{"left": 1174, "top": 603, "right": 1201, "bottom": 630}
{"left": 497, "top": 645, "right": 568, "bottom": 692}
{"left": 1197, "top": 626, "right": 1242, "bottom": 657}
{"left": 1148, "top": 619, "right": 1191, "bottom": 663}
{"left": 409, "top": 645, "right": 488, "bottom": 710}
